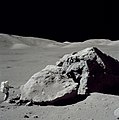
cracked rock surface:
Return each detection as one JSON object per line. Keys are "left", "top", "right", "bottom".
{"left": 20, "top": 47, "right": 119, "bottom": 104}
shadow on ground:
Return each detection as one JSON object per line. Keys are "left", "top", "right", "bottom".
{"left": 33, "top": 94, "right": 89, "bottom": 106}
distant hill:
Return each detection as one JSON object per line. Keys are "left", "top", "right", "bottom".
{"left": 0, "top": 33, "right": 119, "bottom": 49}
{"left": 0, "top": 33, "right": 64, "bottom": 49}
{"left": 63, "top": 39, "right": 112, "bottom": 48}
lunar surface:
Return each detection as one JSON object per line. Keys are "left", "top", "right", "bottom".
{"left": 0, "top": 33, "right": 119, "bottom": 120}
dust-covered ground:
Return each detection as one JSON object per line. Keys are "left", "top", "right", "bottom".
{"left": 0, "top": 35, "right": 119, "bottom": 120}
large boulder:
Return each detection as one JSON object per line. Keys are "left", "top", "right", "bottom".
{"left": 57, "top": 47, "right": 119, "bottom": 94}
{"left": 20, "top": 47, "right": 119, "bottom": 105}
{"left": 20, "top": 65, "right": 78, "bottom": 103}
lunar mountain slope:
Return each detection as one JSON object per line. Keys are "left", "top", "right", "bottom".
{"left": 0, "top": 33, "right": 64, "bottom": 49}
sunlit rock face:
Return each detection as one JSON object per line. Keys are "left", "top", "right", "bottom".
{"left": 20, "top": 65, "right": 78, "bottom": 103}
{"left": 20, "top": 47, "right": 119, "bottom": 104}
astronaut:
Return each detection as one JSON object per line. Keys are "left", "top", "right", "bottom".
{"left": 0, "top": 81, "right": 13, "bottom": 101}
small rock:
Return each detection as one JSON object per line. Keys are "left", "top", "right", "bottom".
{"left": 12, "top": 94, "right": 21, "bottom": 100}
{"left": 32, "top": 115, "right": 39, "bottom": 118}
{"left": 12, "top": 90, "right": 15, "bottom": 93}
{"left": 6, "top": 66, "right": 11, "bottom": 68}
{"left": 28, "top": 111, "right": 32, "bottom": 114}
{"left": 25, "top": 101, "right": 33, "bottom": 106}
{"left": 8, "top": 99, "right": 16, "bottom": 104}
{"left": 0, "top": 106, "right": 5, "bottom": 108}
{"left": 114, "top": 108, "right": 119, "bottom": 119}
{"left": 105, "top": 107, "right": 109, "bottom": 110}
{"left": 24, "top": 114, "right": 29, "bottom": 118}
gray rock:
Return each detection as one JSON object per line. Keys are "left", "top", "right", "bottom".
{"left": 20, "top": 65, "right": 78, "bottom": 103}
{"left": 32, "top": 115, "right": 39, "bottom": 118}
{"left": 20, "top": 47, "right": 119, "bottom": 105}
{"left": 25, "top": 101, "right": 33, "bottom": 106}
{"left": 114, "top": 108, "right": 119, "bottom": 119}
{"left": 24, "top": 114, "right": 29, "bottom": 118}
{"left": 57, "top": 47, "right": 119, "bottom": 95}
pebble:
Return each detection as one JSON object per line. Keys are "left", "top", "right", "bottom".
{"left": 105, "top": 107, "right": 109, "bottom": 110}
{"left": 8, "top": 99, "right": 16, "bottom": 104}
{"left": 0, "top": 106, "right": 5, "bottom": 108}
{"left": 25, "top": 101, "right": 33, "bottom": 106}
{"left": 28, "top": 111, "right": 32, "bottom": 114}
{"left": 24, "top": 115, "right": 29, "bottom": 118}
{"left": 32, "top": 115, "right": 39, "bottom": 118}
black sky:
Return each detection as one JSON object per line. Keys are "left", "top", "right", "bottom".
{"left": 0, "top": 1, "right": 115, "bottom": 42}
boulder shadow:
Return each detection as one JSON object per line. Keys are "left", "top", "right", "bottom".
{"left": 49, "top": 94, "right": 89, "bottom": 106}
{"left": 33, "top": 94, "right": 89, "bottom": 106}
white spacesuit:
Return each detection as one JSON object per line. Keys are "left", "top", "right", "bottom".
{"left": 0, "top": 81, "right": 10, "bottom": 101}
